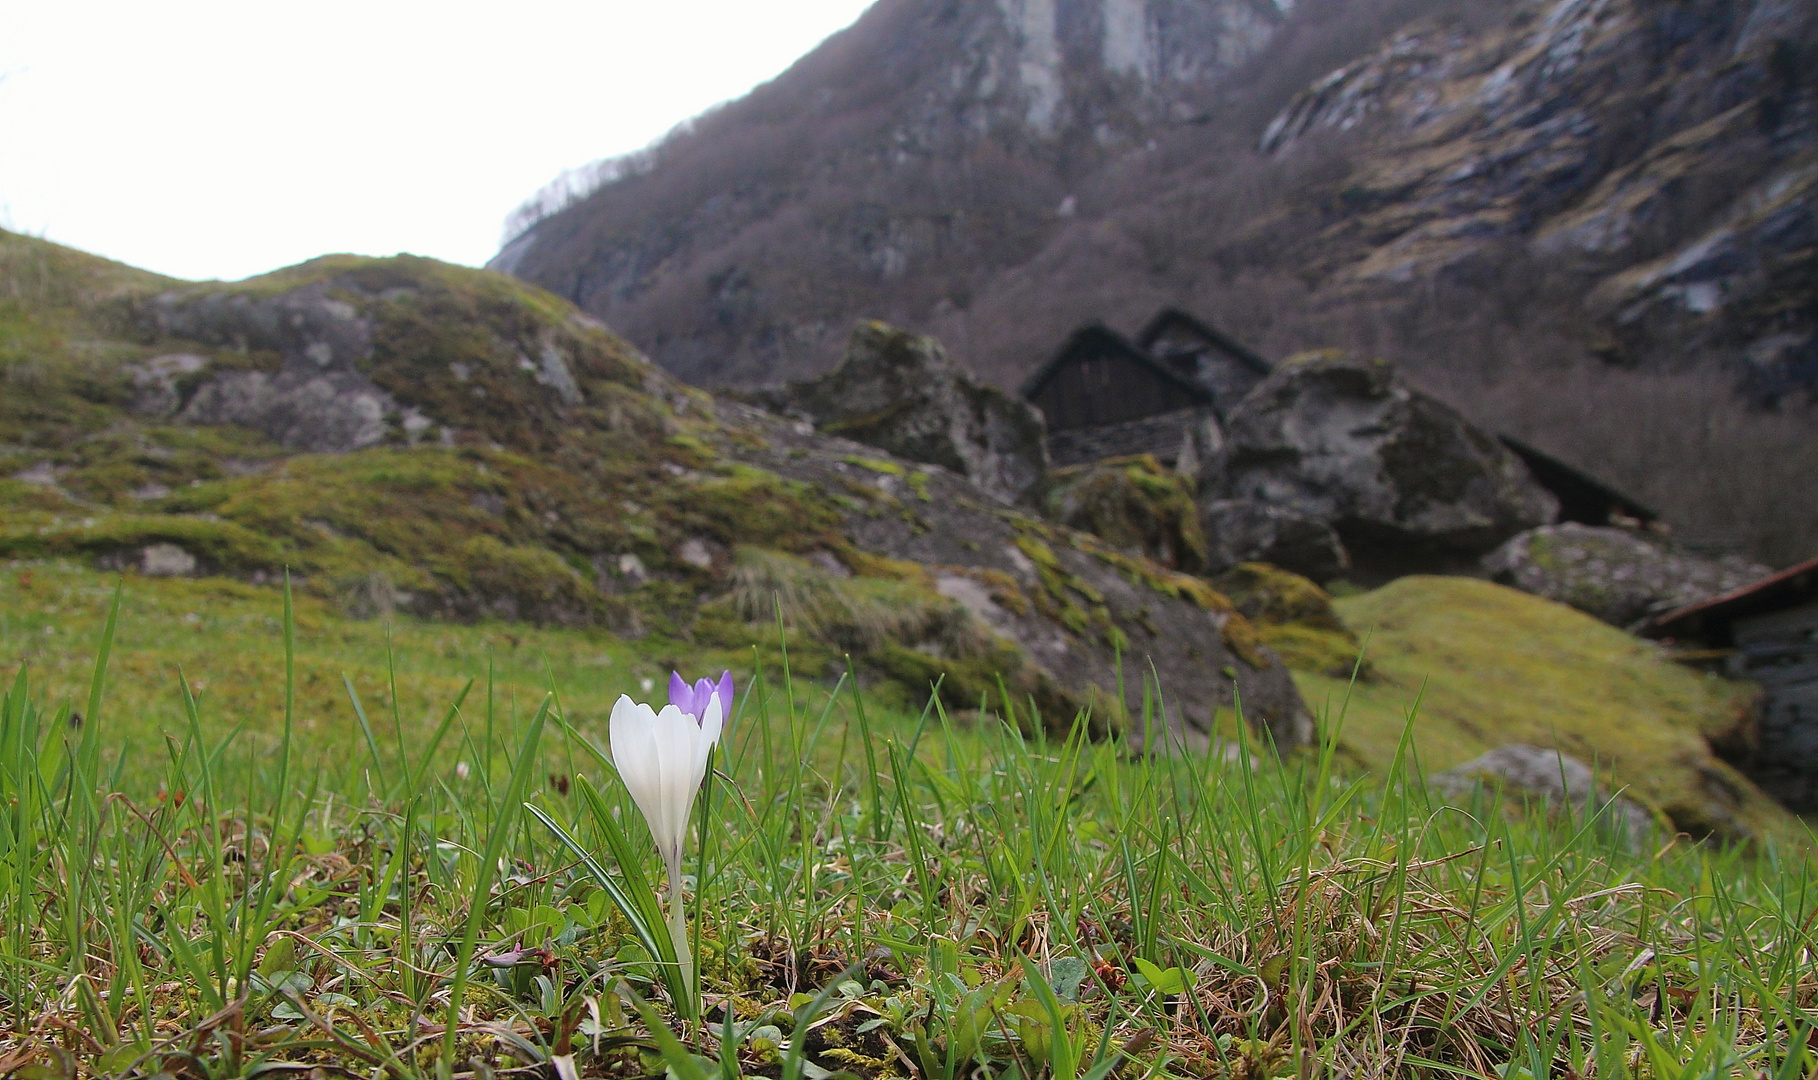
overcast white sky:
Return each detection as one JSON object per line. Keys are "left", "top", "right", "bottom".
{"left": 0, "top": 1, "right": 875, "bottom": 282}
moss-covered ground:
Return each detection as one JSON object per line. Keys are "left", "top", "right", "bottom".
{"left": 1293, "top": 576, "right": 1787, "bottom": 841}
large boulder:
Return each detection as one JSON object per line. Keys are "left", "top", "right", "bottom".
{"left": 1431, "top": 744, "right": 1656, "bottom": 844}
{"left": 1483, "top": 523, "right": 1771, "bottom": 629}
{"left": 1221, "top": 352, "right": 1558, "bottom": 567}
{"left": 755, "top": 322, "right": 1048, "bottom": 503}
{"left": 1200, "top": 498, "right": 1350, "bottom": 582}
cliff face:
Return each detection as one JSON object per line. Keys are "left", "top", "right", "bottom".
{"left": 496, "top": 0, "right": 1816, "bottom": 401}
{"left": 1258, "top": 0, "right": 1818, "bottom": 400}
{"left": 490, "top": 0, "right": 1289, "bottom": 386}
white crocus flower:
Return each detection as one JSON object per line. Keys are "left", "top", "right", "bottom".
{"left": 607, "top": 687, "right": 723, "bottom": 994}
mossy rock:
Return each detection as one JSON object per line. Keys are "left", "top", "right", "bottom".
{"left": 1034, "top": 455, "right": 1208, "bottom": 573}
{"left": 1295, "top": 576, "right": 1793, "bottom": 844}
{"left": 1212, "top": 562, "right": 1366, "bottom": 678}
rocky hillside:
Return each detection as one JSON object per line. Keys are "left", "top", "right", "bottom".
{"left": 496, "top": 0, "right": 1818, "bottom": 565}
{"left": 5, "top": 227, "right": 1800, "bottom": 841}
{"left": 0, "top": 228, "right": 1308, "bottom": 752}
{"left": 1255, "top": 0, "right": 1818, "bottom": 399}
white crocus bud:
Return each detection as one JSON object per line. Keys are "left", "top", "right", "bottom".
{"left": 607, "top": 690, "right": 723, "bottom": 994}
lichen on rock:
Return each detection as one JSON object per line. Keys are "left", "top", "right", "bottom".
{"left": 1483, "top": 522, "right": 1770, "bottom": 629}
{"left": 1034, "top": 454, "right": 1209, "bottom": 572}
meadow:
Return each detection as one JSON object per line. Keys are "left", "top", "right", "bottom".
{"left": 1, "top": 563, "right": 1815, "bottom": 1080}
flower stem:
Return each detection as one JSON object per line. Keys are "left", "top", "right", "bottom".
{"left": 666, "top": 868, "right": 695, "bottom": 1014}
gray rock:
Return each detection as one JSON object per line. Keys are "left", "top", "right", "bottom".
{"left": 127, "top": 353, "right": 207, "bottom": 416}
{"left": 756, "top": 322, "right": 1049, "bottom": 503}
{"left": 677, "top": 537, "right": 716, "bottom": 569}
{"left": 617, "top": 553, "right": 648, "bottom": 584}
{"left": 139, "top": 543, "right": 198, "bottom": 577}
{"left": 141, "top": 282, "right": 400, "bottom": 453}
{"left": 1201, "top": 498, "right": 1350, "bottom": 582}
{"left": 1431, "top": 744, "right": 1656, "bottom": 843}
{"left": 1222, "top": 352, "right": 1558, "bottom": 561}
{"left": 1483, "top": 523, "right": 1771, "bottom": 629}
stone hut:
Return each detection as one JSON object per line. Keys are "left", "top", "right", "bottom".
{"left": 1498, "top": 436, "right": 1660, "bottom": 528}
{"left": 1651, "top": 554, "right": 1818, "bottom": 810}
{"left": 1136, "top": 308, "right": 1273, "bottom": 418}
{"left": 1020, "top": 324, "right": 1220, "bottom": 470}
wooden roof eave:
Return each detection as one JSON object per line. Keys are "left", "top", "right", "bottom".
{"left": 1649, "top": 553, "right": 1818, "bottom": 640}
{"left": 1136, "top": 308, "right": 1274, "bottom": 377}
{"left": 1020, "top": 325, "right": 1217, "bottom": 405}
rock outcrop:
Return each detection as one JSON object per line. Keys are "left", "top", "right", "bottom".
{"left": 1221, "top": 352, "right": 1558, "bottom": 569}
{"left": 1199, "top": 498, "right": 1350, "bottom": 583}
{"left": 1483, "top": 523, "right": 1772, "bottom": 628}
{"left": 754, "top": 322, "right": 1049, "bottom": 503}
{"left": 133, "top": 258, "right": 613, "bottom": 455}
{"left": 138, "top": 278, "right": 403, "bottom": 453}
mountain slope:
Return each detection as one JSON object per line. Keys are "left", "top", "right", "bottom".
{"left": 495, "top": 0, "right": 1818, "bottom": 564}
{"left": 491, "top": 0, "right": 1290, "bottom": 387}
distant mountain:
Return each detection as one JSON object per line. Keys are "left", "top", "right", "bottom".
{"left": 496, "top": 0, "right": 1815, "bottom": 393}
{"left": 490, "top": 0, "right": 1294, "bottom": 386}
{"left": 493, "top": 0, "right": 1818, "bottom": 566}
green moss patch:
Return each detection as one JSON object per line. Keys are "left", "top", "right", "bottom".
{"left": 1295, "top": 576, "right": 1791, "bottom": 842}
{"left": 1213, "top": 562, "right": 1365, "bottom": 677}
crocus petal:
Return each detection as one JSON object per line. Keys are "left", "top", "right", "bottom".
{"left": 668, "top": 671, "right": 694, "bottom": 717}
{"left": 609, "top": 696, "right": 667, "bottom": 846}
{"left": 699, "top": 694, "right": 724, "bottom": 766}
{"left": 688, "top": 678, "right": 713, "bottom": 724}
{"left": 715, "top": 671, "right": 735, "bottom": 718}
{"left": 655, "top": 704, "right": 709, "bottom": 870}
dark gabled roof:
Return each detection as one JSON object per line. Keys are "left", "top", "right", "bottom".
{"left": 1019, "top": 324, "right": 1216, "bottom": 405}
{"left": 1649, "top": 552, "right": 1818, "bottom": 642}
{"left": 1498, "top": 436, "right": 1659, "bottom": 525}
{"left": 1136, "top": 308, "right": 1273, "bottom": 377}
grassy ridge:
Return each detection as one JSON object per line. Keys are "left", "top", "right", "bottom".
{"left": 1, "top": 564, "right": 1815, "bottom": 1078}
